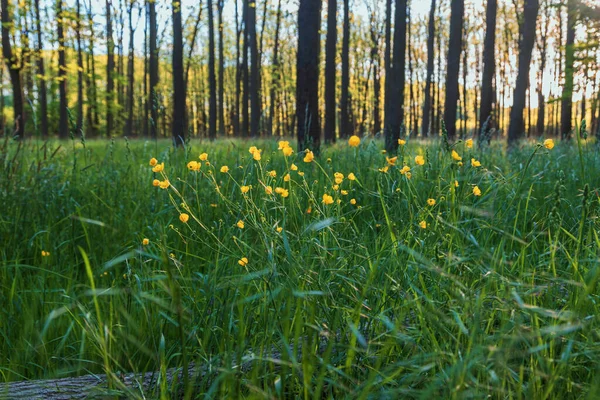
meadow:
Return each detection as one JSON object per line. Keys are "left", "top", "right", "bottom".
{"left": 1, "top": 134, "right": 600, "bottom": 398}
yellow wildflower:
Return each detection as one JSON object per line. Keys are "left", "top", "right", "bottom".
{"left": 149, "top": 157, "right": 158, "bottom": 167}
{"left": 142, "top": 238, "right": 149, "bottom": 246}
{"left": 249, "top": 146, "right": 258, "bottom": 154}
{"left": 237, "top": 220, "right": 245, "bottom": 229}
{"left": 350, "top": 198, "right": 357, "bottom": 205}
{"left": 415, "top": 155, "right": 425, "bottom": 166}
{"left": 253, "top": 149, "right": 262, "bottom": 161}
{"left": 451, "top": 150, "right": 462, "bottom": 161}
{"left": 298, "top": 171, "right": 305, "bottom": 177}
{"left": 265, "top": 186, "right": 273, "bottom": 195}
{"left": 304, "top": 149, "right": 314, "bottom": 163}
{"left": 405, "top": 172, "right": 412, "bottom": 179}
{"left": 473, "top": 186, "right": 482, "bottom": 196}
{"left": 332, "top": 184, "right": 339, "bottom": 191}
{"left": 152, "top": 162, "right": 164, "bottom": 173}
{"left": 427, "top": 198, "right": 436, "bottom": 206}
{"left": 400, "top": 165, "right": 411, "bottom": 175}
{"left": 187, "top": 161, "right": 200, "bottom": 171}
{"left": 379, "top": 166, "right": 389, "bottom": 173}
{"left": 159, "top": 179, "right": 170, "bottom": 189}
{"left": 398, "top": 139, "right": 406, "bottom": 146}
{"left": 347, "top": 172, "right": 356, "bottom": 181}
{"left": 543, "top": 139, "right": 555, "bottom": 150}
{"left": 199, "top": 153, "right": 209, "bottom": 161}
{"left": 278, "top": 140, "right": 290, "bottom": 150}
{"left": 419, "top": 220, "right": 427, "bottom": 229}
{"left": 220, "top": 165, "right": 229, "bottom": 173}
{"left": 341, "top": 190, "right": 348, "bottom": 195}
{"left": 276, "top": 227, "right": 283, "bottom": 233}
{"left": 282, "top": 145, "right": 294, "bottom": 157}
{"left": 41, "top": 250, "right": 50, "bottom": 257}
{"left": 290, "top": 163, "right": 298, "bottom": 171}
{"left": 348, "top": 135, "right": 361, "bottom": 147}
{"left": 471, "top": 158, "right": 481, "bottom": 167}
{"left": 322, "top": 194, "right": 334, "bottom": 205}
{"left": 386, "top": 156, "right": 398, "bottom": 166}
{"left": 284, "top": 173, "right": 291, "bottom": 182}
{"left": 152, "top": 179, "right": 160, "bottom": 187}
{"left": 241, "top": 185, "right": 251, "bottom": 194}
{"left": 179, "top": 213, "right": 190, "bottom": 223}
{"left": 238, "top": 257, "right": 248, "bottom": 267}
{"left": 268, "top": 170, "right": 277, "bottom": 178}
{"left": 454, "top": 180, "right": 459, "bottom": 187}
{"left": 334, "top": 172, "right": 344, "bottom": 184}
{"left": 466, "top": 138, "right": 474, "bottom": 149}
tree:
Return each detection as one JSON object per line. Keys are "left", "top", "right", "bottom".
{"left": 125, "top": 0, "right": 141, "bottom": 136}
{"left": 536, "top": 0, "right": 550, "bottom": 136}
{"left": 369, "top": 7, "right": 381, "bottom": 136}
{"left": 296, "top": 0, "right": 322, "bottom": 152}
{"left": 208, "top": 0, "right": 217, "bottom": 139}
{"left": 34, "top": 0, "right": 48, "bottom": 137}
{"left": 57, "top": 0, "right": 68, "bottom": 138}
{"left": 479, "top": 0, "right": 497, "bottom": 138}
{"left": 324, "top": 0, "right": 337, "bottom": 143}
{"left": 172, "top": 0, "right": 187, "bottom": 145}
{"left": 340, "top": 0, "right": 351, "bottom": 138}
{"left": 75, "top": 0, "right": 84, "bottom": 135}
{"left": 248, "top": 0, "right": 260, "bottom": 137}
{"left": 443, "top": 0, "right": 464, "bottom": 140}
{"left": 217, "top": 0, "right": 225, "bottom": 135}
{"left": 106, "top": 0, "right": 115, "bottom": 137}
{"left": 560, "top": 0, "right": 575, "bottom": 140}
{"left": 507, "top": 0, "right": 539, "bottom": 144}
{"left": 384, "top": 0, "right": 407, "bottom": 153}
{"left": 422, "top": 0, "right": 436, "bottom": 137}
{"left": 148, "top": 0, "right": 158, "bottom": 139}
{"left": 269, "top": 0, "right": 282, "bottom": 136}
{"left": 1, "top": 0, "right": 25, "bottom": 139}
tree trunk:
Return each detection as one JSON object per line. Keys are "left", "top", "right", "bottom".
{"left": 172, "top": 0, "right": 187, "bottom": 146}
{"left": 560, "top": 0, "right": 575, "bottom": 140}
{"left": 148, "top": 0, "right": 158, "bottom": 139}
{"left": 507, "top": 0, "right": 539, "bottom": 145}
{"left": 241, "top": 0, "right": 249, "bottom": 136}
{"left": 480, "top": 0, "right": 497, "bottom": 137}
{"left": 421, "top": 0, "right": 436, "bottom": 138}
{"left": 248, "top": 0, "right": 260, "bottom": 137}
{"left": 217, "top": 0, "right": 225, "bottom": 135}
{"left": 34, "top": 0, "right": 48, "bottom": 138}
{"left": 340, "top": 0, "right": 351, "bottom": 139}
{"left": 75, "top": 0, "right": 84, "bottom": 136}
{"left": 443, "top": 0, "right": 464, "bottom": 140}
{"left": 370, "top": 11, "right": 381, "bottom": 136}
{"left": 384, "top": 0, "right": 407, "bottom": 153}
{"left": 208, "top": 0, "right": 217, "bottom": 139}
{"left": 57, "top": 0, "right": 69, "bottom": 138}
{"left": 106, "top": 0, "right": 115, "bottom": 138}
{"left": 296, "top": 0, "right": 322, "bottom": 152}
{"left": 124, "top": 1, "right": 138, "bottom": 136}
{"left": 234, "top": 0, "right": 242, "bottom": 136}
{"left": 269, "top": 0, "right": 282, "bottom": 136}
{"left": 324, "top": 0, "right": 337, "bottom": 143}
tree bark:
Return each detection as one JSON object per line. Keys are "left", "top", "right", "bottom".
{"left": 34, "top": 0, "right": 48, "bottom": 138}
{"left": 560, "top": 0, "right": 575, "bottom": 140}
{"left": 269, "top": 0, "right": 282, "bottom": 136}
{"left": 106, "top": 0, "right": 115, "bottom": 138}
{"left": 479, "top": 0, "right": 497, "bottom": 138}
{"left": 507, "top": 0, "right": 539, "bottom": 145}
{"left": 208, "top": 0, "right": 217, "bottom": 139}
{"left": 217, "top": 0, "right": 225, "bottom": 135}
{"left": 124, "top": 0, "right": 139, "bottom": 136}
{"left": 57, "top": 0, "right": 69, "bottom": 138}
{"left": 370, "top": 11, "right": 381, "bottom": 136}
{"left": 340, "top": 0, "right": 352, "bottom": 139}
{"left": 443, "top": 0, "right": 464, "bottom": 140}
{"left": 172, "top": 0, "right": 187, "bottom": 145}
{"left": 421, "top": 0, "right": 436, "bottom": 138}
{"left": 296, "top": 0, "right": 322, "bottom": 152}
{"left": 324, "top": 0, "right": 337, "bottom": 143}
{"left": 148, "top": 0, "right": 158, "bottom": 139}
{"left": 248, "top": 0, "right": 260, "bottom": 137}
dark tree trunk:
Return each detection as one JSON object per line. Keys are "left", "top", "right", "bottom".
{"left": 536, "top": 1, "right": 548, "bottom": 137}
{"left": 507, "top": 0, "right": 539, "bottom": 144}
{"left": 106, "top": 0, "right": 115, "bottom": 138}
{"left": 370, "top": 12, "right": 381, "bottom": 136}
{"left": 560, "top": 0, "right": 575, "bottom": 140}
{"left": 76, "top": 0, "right": 84, "bottom": 135}
{"left": 242, "top": 0, "right": 249, "bottom": 136}
{"left": 172, "top": 0, "right": 187, "bottom": 145}
{"left": 340, "top": 0, "right": 351, "bottom": 139}
{"left": 443, "top": 0, "right": 464, "bottom": 140}
{"left": 34, "top": 0, "right": 48, "bottom": 137}
{"left": 208, "top": 0, "right": 217, "bottom": 139}
{"left": 125, "top": 1, "right": 138, "bottom": 136}
{"left": 480, "top": 0, "right": 496, "bottom": 137}
{"left": 57, "top": 0, "right": 69, "bottom": 138}
{"left": 324, "top": 0, "right": 337, "bottom": 143}
{"left": 384, "top": 0, "right": 407, "bottom": 153}
{"left": 296, "top": 0, "right": 322, "bottom": 152}
{"left": 422, "top": 0, "right": 436, "bottom": 137}
{"left": 269, "top": 0, "right": 282, "bottom": 136}
{"left": 217, "top": 0, "right": 225, "bottom": 135}
{"left": 248, "top": 0, "right": 260, "bottom": 137}
{"left": 148, "top": 0, "right": 158, "bottom": 139}
{"left": 461, "top": 26, "right": 468, "bottom": 138}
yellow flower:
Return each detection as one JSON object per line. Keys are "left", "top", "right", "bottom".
{"left": 427, "top": 198, "right": 436, "bottom": 206}
{"left": 400, "top": 165, "right": 411, "bottom": 175}
{"left": 253, "top": 149, "right": 262, "bottom": 161}
{"left": 334, "top": 172, "right": 344, "bottom": 184}
{"left": 322, "top": 194, "right": 334, "bottom": 205}
{"left": 290, "top": 163, "right": 298, "bottom": 171}
{"left": 179, "top": 213, "right": 190, "bottom": 223}
{"left": 152, "top": 179, "right": 160, "bottom": 187}
{"left": 379, "top": 166, "right": 389, "bottom": 173}
{"left": 159, "top": 179, "right": 170, "bottom": 189}
{"left": 341, "top": 190, "right": 348, "bottom": 196}
{"left": 265, "top": 186, "right": 273, "bottom": 194}
{"left": 415, "top": 155, "right": 425, "bottom": 166}
{"left": 142, "top": 238, "right": 150, "bottom": 246}
{"left": 348, "top": 135, "right": 361, "bottom": 147}
{"left": 238, "top": 257, "right": 248, "bottom": 267}
{"left": 199, "top": 153, "right": 209, "bottom": 161}
{"left": 451, "top": 150, "right": 462, "bottom": 161}
{"left": 279, "top": 188, "right": 289, "bottom": 198}
{"left": 471, "top": 158, "right": 481, "bottom": 167}
{"left": 466, "top": 138, "right": 474, "bottom": 149}
{"left": 419, "top": 220, "right": 427, "bottom": 229}
{"left": 473, "top": 186, "right": 482, "bottom": 196}
{"left": 282, "top": 145, "right": 294, "bottom": 157}
{"left": 249, "top": 146, "right": 258, "bottom": 154}
{"left": 405, "top": 172, "right": 412, "bottom": 179}
{"left": 284, "top": 173, "right": 291, "bottom": 182}
{"left": 543, "top": 139, "right": 555, "bottom": 150}
{"left": 241, "top": 185, "right": 251, "bottom": 194}
{"left": 398, "top": 139, "right": 406, "bottom": 146}
{"left": 347, "top": 172, "right": 356, "bottom": 181}
{"left": 327, "top": 158, "right": 332, "bottom": 163}
{"left": 152, "top": 162, "right": 164, "bottom": 173}
{"left": 220, "top": 165, "right": 229, "bottom": 173}
{"left": 187, "top": 161, "right": 200, "bottom": 171}
{"left": 278, "top": 140, "right": 290, "bottom": 150}
{"left": 149, "top": 157, "right": 158, "bottom": 167}
{"left": 268, "top": 170, "right": 277, "bottom": 178}
{"left": 350, "top": 198, "right": 357, "bottom": 205}
{"left": 304, "top": 149, "right": 314, "bottom": 163}
{"left": 454, "top": 180, "right": 459, "bottom": 187}
{"left": 332, "top": 184, "right": 339, "bottom": 191}
{"left": 237, "top": 220, "right": 245, "bottom": 229}
{"left": 41, "top": 250, "right": 50, "bottom": 257}
{"left": 386, "top": 156, "right": 398, "bottom": 166}
{"left": 298, "top": 171, "right": 305, "bottom": 177}
{"left": 276, "top": 227, "right": 283, "bottom": 233}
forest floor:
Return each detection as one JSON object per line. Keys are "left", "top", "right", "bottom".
{"left": 1, "top": 136, "right": 600, "bottom": 398}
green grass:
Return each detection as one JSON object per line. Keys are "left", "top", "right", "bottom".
{"left": 1, "top": 135, "right": 600, "bottom": 398}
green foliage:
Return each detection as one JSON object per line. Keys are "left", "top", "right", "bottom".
{"left": 1, "top": 137, "right": 600, "bottom": 398}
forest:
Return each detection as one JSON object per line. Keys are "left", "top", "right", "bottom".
{"left": 1, "top": 0, "right": 599, "bottom": 148}
{"left": 2, "top": 0, "right": 600, "bottom": 399}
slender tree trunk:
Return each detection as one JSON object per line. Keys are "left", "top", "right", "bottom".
{"left": 76, "top": 0, "right": 84, "bottom": 135}
{"left": 125, "top": 1, "right": 137, "bottom": 136}
{"left": 461, "top": 27, "right": 468, "bottom": 138}
{"left": 370, "top": 12, "right": 381, "bottom": 136}
{"left": 340, "top": 0, "right": 351, "bottom": 139}
{"left": 34, "top": 0, "right": 48, "bottom": 137}
{"left": 407, "top": 10, "right": 414, "bottom": 136}
{"left": 57, "top": 0, "right": 69, "bottom": 138}
{"left": 507, "top": 0, "right": 539, "bottom": 144}
{"left": 296, "top": 0, "right": 322, "bottom": 152}
{"left": 217, "top": 0, "right": 225, "bottom": 135}
{"left": 148, "top": 0, "right": 158, "bottom": 139}
{"left": 480, "top": 0, "right": 497, "bottom": 137}
{"left": 324, "top": 0, "right": 337, "bottom": 143}
{"left": 443, "top": 0, "right": 464, "bottom": 140}
{"left": 172, "top": 0, "right": 187, "bottom": 145}
{"left": 560, "top": 0, "right": 575, "bottom": 140}
{"left": 234, "top": 0, "right": 241, "bottom": 135}
{"left": 269, "top": 0, "right": 282, "bottom": 136}
{"left": 106, "top": 0, "right": 115, "bottom": 137}
{"left": 248, "top": 0, "right": 259, "bottom": 137}
{"left": 242, "top": 0, "right": 249, "bottom": 136}
{"left": 384, "top": 0, "right": 407, "bottom": 153}
{"left": 208, "top": 0, "right": 217, "bottom": 139}
{"left": 421, "top": 0, "right": 436, "bottom": 138}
